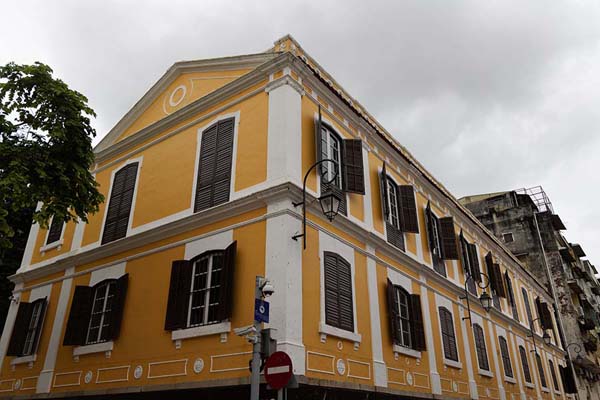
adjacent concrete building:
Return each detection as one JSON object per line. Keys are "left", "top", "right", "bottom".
{"left": 461, "top": 187, "right": 600, "bottom": 400}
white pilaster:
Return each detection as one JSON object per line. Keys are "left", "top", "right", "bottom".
{"left": 265, "top": 77, "right": 303, "bottom": 188}
{"left": 265, "top": 198, "right": 305, "bottom": 374}
{"left": 487, "top": 319, "right": 506, "bottom": 400}
{"left": 37, "top": 267, "right": 74, "bottom": 393}
{"left": 459, "top": 303, "right": 478, "bottom": 399}
{"left": 420, "top": 280, "right": 441, "bottom": 394}
{"left": 366, "top": 246, "right": 386, "bottom": 387}
{"left": 362, "top": 144, "right": 374, "bottom": 231}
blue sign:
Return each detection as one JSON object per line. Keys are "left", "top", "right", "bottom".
{"left": 254, "top": 299, "right": 270, "bottom": 323}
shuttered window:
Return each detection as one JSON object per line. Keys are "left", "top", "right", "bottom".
{"left": 381, "top": 173, "right": 403, "bottom": 250}
{"left": 63, "top": 275, "right": 128, "bottom": 346}
{"left": 548, "top": 359, "right": 559, "bottom": 391}
{"left": 46, "top": 217, "right": 63, "bottom": 244}
{"left": 164, "top": 242, "right": 236, "bottom": 331}
{"left": 324, "top": 252, "right": 354, "bottom": 332}
{"left": 536, "top": 353, "right": 547, "bottom": 388}
{"left": 6, "top": 298, "right": 48, "bottom": 357}
{"left": 535, "top": 297, "right": 554, "bottom": 330}
{"left": 473, "top": 323, "right": 489, "bottom": 371}
{"left": 519, "top": 345, "right": 532, "bottom": 383}
{"left": 439, "top": 307, "right": 458, "bottom": 361}
{"left": 425, "top": 203, "right": 446, "bottom": 276}
{"left": 459, "top": 232, "right": 480, "bottom": 293}
{"left": 505, "top": 272, "right": 519, "bottom": 322}
{"left": 386, "top": 280, "right": 426, "bottom": 351}
{"left": 499, "top": 336, "right": 513, "bottom": 378}
{"left": 102, "top": 163, "right": 139, "bottom": 244}
{"left": 522, "top": 288, "right": 533, "bottom": 326}
{"left": 560, "top": 364, "right": 577, "bottom": 393}
{"left": 194, "top": 118, "right": 235, "bottom": 213}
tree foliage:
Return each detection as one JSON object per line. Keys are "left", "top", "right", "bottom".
{"left": 0, "top": 62, "right": 104, "bottom": 249}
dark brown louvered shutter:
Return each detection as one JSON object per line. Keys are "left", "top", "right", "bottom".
{"left": 549, "top": 360, "right": 559, "bottom": 391}
{"left": 216, "top": 241, "right": 237, "bottom": 321}
{"left": 386, "top": 280, "right": 401, "bottom": 345}
{"left": 399, "top": 185, "right": 419, "bottom": 233}
{"left": 324, "top": 253, "right": 340, "bottom": 328}
{"left": 6, "top": 302, "right": 33, "bottom": 356}
{"left": 386, "top": 223, "right": 405, "bottom": 251}
{"left": 425, "top": 202, "right": 437, "bottom": 255}
{"left": 337, "top": 256, "right": 354, "bottom": 332}
{"left": 536, "top": 354, "right": 547, "bottom": 387}
{"left": 493, "top": 264, "right": 506, "bottom": 298}
{"left": 324, "top": 252, "right": 354, "bottom": 332}
{"left": 560, "top": 365, "right": 577, "bottom": 393}
{"left": 106, "top": 274, "right": 128, "bottom": 341}
{"left": 379, "top": 163, "right": 390, "bottom": 221}
{"left": 440, "top": 307, "right": 458, "bottom": 361}
{"left": 468, "top": 243, "right": 482, "bottom": 282}
{"left": 439, "top": 217, "right": 458, "bottom": 260}
{"left": 485, "top": 252, "right": 495, "bottom": 289}
{"left": 194, "top": 118, "right": 234, "bottom": 212}
{"left": 102, "top": 162, "right": 139, "bottom": 244}
{"left": 315, "top": 105, "right": 323, "bottom": 172}
{"left": 520, "top": 346, "right": 532, "bottom": 383}
{"left": 46, "top": 218, "right": 63, "bottom": 244}
{"left": 458, "top": 231, "right": 470, "bottom": 275}
{"left": 342, "top": 139, "right": 365, "bottom": 194}
{"left": 63, "top": 286, "right": 94, "bottom": 345}
{"left": 541, "top": 303, "right": 553, "bottom": 330}
{"left": 164, "top": 260, "right": 193, "bottom": 331}
{"left": 504, "top": 272, "right": 519, "bottom": 321}
{"left": 409, "top": 294, "right": 426, "bottom": 351}
{"left": 535, "top": 297, "right": 543, "bottom": 324}
{"left": 473, "top": 324, "right": 489, "bottom": 371}
{"left": 30, "top": 298, "right": 48, "bottom": 355}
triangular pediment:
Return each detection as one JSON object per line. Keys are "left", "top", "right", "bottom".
{"left": 95, "top": 52, "right": 278, "bottom": 152}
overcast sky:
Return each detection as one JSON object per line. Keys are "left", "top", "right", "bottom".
{"left": 2, "top": 1, "right": 599, "bottom": 267}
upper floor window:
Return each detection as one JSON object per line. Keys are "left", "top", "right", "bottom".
{"left": 379, "top": 164, "right": 419, "bottom": 251}
{"left": 194, "top": 118, "right": 235, "bottom": 213}
{"left": 439, "top": 306, "right": 458, "bottom": 361}
{"left": 46, "top": 217, "right": 63, "bottom": 245}
{"left": 536, "top": 353, "right": 548, "bottom": 388}
{"left": 315, "top": 111, "right": 365, "bottom": 217}
{"left": 503, "top": 232, "right": 514, "bottom": 243}
{"left": 473, "top": 323, "right": 489, "bottom": 371}
{"left": 63, "top": 275, "right": 129, "bottom": 346}
{"left": 522, "top": 288, "right": 533, "bottom": 326}
{"left": 484, "top": 252, "right": 506, "bottom": 310}
{"left": 102, "top": 162, "right": 139, "bottom": 244}
{"left": 7, "top": 298, "right": 48, "bottom": 357}
{"left": 519, "top": 345, "right": 532, "bottom": 383}
{"left": 164, "top": 242, "right": 237, "bottom": 331}
{"left": 425, "top": 203, "right": 458, "bottom": 277}
{"left": 386, "top": 280, "right": 425, "bottom": 351}
{"left": 323, "top": 252, "right": 354, "bottom": 332}
{"left": 499, "top": 336, "right": 513, "bottom": 378}
{"left": 548, "top": 359, "right": 559, "bottom": 391}
{"left": 535, "top": 297, "right": 554, "bottom": 331}
{"left": 504, "top": 272, "right": 519, "bottom": 322}
{"left": 459, "top": 231, "right": 481, "bottom": 294}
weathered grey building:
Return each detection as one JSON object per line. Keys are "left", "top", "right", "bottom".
{"left": 461, "top": 187, "right": 600, "bottom": 400}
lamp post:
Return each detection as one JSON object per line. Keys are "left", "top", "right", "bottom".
{"left": 460, "top": 272, "right": 493, "bottom": 326}
{"left": 527, "top": 317, "right": 551, "bottom": 354}
{"left": 566, "top": 342, "right": 583, "bottom": 355}
{"left": 292, "top": 159, "right": 341, "bottom": 249}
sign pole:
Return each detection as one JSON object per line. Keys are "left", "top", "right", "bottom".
{"left": 250, "top": 276, "right": 263, "bottom": 400}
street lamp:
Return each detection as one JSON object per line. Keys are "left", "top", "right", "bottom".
{"left": 461, "top": 272, "right": 492, "bottom": 326}
{"left": 292, "top": 159, "right": 341, "bottom": 249}
{"left": 543, "top": 331, "right": 552, "bottom": 346}
{"left": 528, "top": 317, "right": 551, "bottom": 354}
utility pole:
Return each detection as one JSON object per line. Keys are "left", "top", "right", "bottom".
{"left": 249, "top": 275, "right": 274, "bottom": 400}
{"left": 250, "top": 276, "right": 263, "bottom": 400}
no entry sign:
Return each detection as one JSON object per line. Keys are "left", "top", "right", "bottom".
{"left": 264, "top": 351, "right": 293, "bottom": 390}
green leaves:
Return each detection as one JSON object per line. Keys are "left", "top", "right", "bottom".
{"left": 0, "top": 62, "right": 104, "bottom": 250}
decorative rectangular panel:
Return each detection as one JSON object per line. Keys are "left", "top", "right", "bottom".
{"left": 96, "top": 365, "right": 130, "bottom": 383}
{"left": 306, "top": 351, "right": 335, "bottom": 375}
{"left": 53, "top": 371, "right": 81, "bottom": 387}
{"left": 148, "top": 359, "right": 187, "bottom": 379}
{"left": 347, "top": 359, "right": 370, "bottom": 380}
{"left": 210, "top": 352, "right": 251, "bottom": 373}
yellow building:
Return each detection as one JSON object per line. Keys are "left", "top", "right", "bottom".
{"left": 0, "top": 35, "right": 576, "bottom": 400}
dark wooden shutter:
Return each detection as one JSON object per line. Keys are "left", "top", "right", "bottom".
{"left": 31, "top": 298, "right": 48, "bottom": 355}
{"left": 439, "top": 217, "right": 458, "bottom": 260}
{"left": 164, "top": 260, "right": 193, "bottom": 331}
{"left": 549, "top": 360, "right": 559, "bottom": 391}
{"left": 468, "top": 243, "right": 482, "bottom": 282}
{"left": 505, "top": 272, "right": 519, "bottom": 321}
{"left": 324, "top": 252, "right": 354, "bottom": 332}
{"left": 536, "top": 354, "right": 547, "bottom": 387}
{"left": 379, "top": 163, "right": 390, "bottom": 222}
{"left": 560, "top": 365, "right": 577, "bottom": 393}
{"left": 459, "top": 231, "right": 470, "bottom": 275}
{"left": 485, "top": 252, "right": 496, "bottom": 290}
{"left": 499, "top": 337, "right": 513, "bottom": 377}
{"left": 342, "top": 139, "right": 364, "bottom": 194}
{"left": 6, "top": 302, "right": 33, "bottom": 356}
{"left": 106, "top": 274, "right": 128, "bottom": 341}
{"left": 399, "top": 185, "right": 419, "bottom": 233}
{"left": 386, "top": 280, "right": 401, "bottom": 345}
{"left": 63, "top": 286, "right": 94, "bottom": 345}
{"left": 522, "top": 288, "right": 533, "bottom": 325}
{"left": 493, "top": 264, "right": 506, "bottom": 298}
{"left": 102, "top": 162, "right": 138, "bottom": 244}
{"left": 473, "top": 324, "right": 489, "bottom": 370}
{"left": 520, "top": 346, "right": 532, "bottom": 383}
{"left": 216, "top": 241, "right": 237, "bottom": 321}
{"left": 194, "top": 118, "right": 234, "bottom": 212}
{"left": 541, "top": 303, "right": 553, "bottom": 330}
{"left": 47, "top": 218, "right": 63, "bottom": 244}
{"left": 386, "top": 223, "right": 405, "bottom": 251}
{"left": 440, "top": 307, "right": 458, "bottom": 361}
{"left": 315, "top": 105, "right": 323, "bottom": 172}
{"left": 409, "top": 294, "right": 426, "bottom": 351}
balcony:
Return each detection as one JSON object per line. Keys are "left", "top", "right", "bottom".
{"left": 569, "top": 278, "right": 585, "bottom": 294}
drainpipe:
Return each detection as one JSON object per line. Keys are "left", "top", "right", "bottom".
{"left": 532, "top": 212, "right": 580, "bottom": 398}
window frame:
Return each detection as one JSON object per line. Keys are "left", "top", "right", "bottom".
{"left": 522, "top": 287, "right": 534, "bottom": 328}
{"left": 473, "top": 323, "right": 490, "bottom": 372}
{"left": 40, "top": 216, "right": 65, "bottom": 253}
{"left": 321, "top": 123, "right": 343, "bottom": 189}
{"left": 519, "top": 345, "right": 533, "bottom": 384}
{"left": 187, "top": 250, "right": 225, "bottom": 328}
{"left": 386, "top": 177, "right": 401, "bottom": 230}
{"left": 85, "top": 279, "right": 117, "bottom": 345}
{"left": 536, "top": 353, "right": 548, "bottom": 389}
{"left": 548, "top": 358, "right": 560, "bottom": 392}
{"left": 438, "top": 306, "right": 459, "bottom": 364}
{"left": 428, "top": 208, "right": 446, "bottom": 276}
{"left": 394, "top": 285, "right": 412, "bottom": 349}
{"left": 498, "top": 336, "right": 514, "bottom": 379}
{"left": 503, "top": 232, "right": 514, "bottom": 243}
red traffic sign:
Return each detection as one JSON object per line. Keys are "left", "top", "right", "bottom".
{"left": 264, "top": 351, "right": 293, "bottom": 390}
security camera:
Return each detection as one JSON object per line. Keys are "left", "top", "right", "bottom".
{"left": 261, "top": 282, "right": 275, "bottom": 297}
{"left": 234, "top": 325, "right": 257, "bottom": 337}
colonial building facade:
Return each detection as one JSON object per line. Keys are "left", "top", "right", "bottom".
{"left": 0, "top": 36, "right": 576, "bottom": 400}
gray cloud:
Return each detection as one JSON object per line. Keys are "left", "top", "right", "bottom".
{"left": 2, "top": 0, "right": 599, "bottom": 264}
